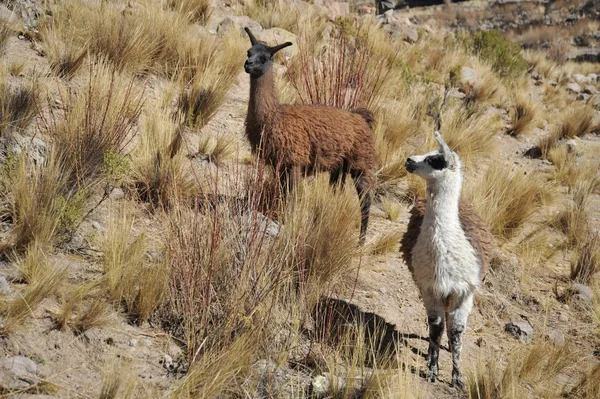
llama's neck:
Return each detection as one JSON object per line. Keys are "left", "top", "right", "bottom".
{"left": 247, "top": 68, "right": 280, "bottom": 131}
{"left": 423, "top": 171, "right": 463, "bottom": 230}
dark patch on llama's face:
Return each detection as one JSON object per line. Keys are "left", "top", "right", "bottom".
{"left": 426, "top": 154, "right": 447, "bottom": 170}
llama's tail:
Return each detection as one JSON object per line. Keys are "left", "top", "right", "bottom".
{"left": 352, "top": 108, "right": 375, "bottom": 130}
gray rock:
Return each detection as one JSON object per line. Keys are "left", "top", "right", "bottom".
{"left": 311, "top": 375, "right": 330, "bottom": 398}
{"left": 569, "top": 283, "right": 593, "bottom": 302}
{"left": 0, "top": 5, "right": 17, "bottom": 22}
{"left": 545, "top": 329, "right": 565, "bottom": 345}
{"left": 578, "top": 93, "right": 591, "bottom": 102}
{"left": 248, "top": 359, "right": 311, "bottom": 398}
{"left": 460, "top": 66, "right": 482, "bottom": 90}
{"left": 588, "top": 73, "right": 598, "bottom": 83}
{"left": 91, "top": 221, "right": 102, "bottom": 230}
{"left": 558, "top": 313, "right": 569, "bottom": 322}
{"left": 567, "top": 82, "right": 582, "bottom": 94}
{"left": 0, "top": 356, "right": 39, "bottom": 392}
{"left": 109, "top": 187, "right": 125, "bottom": 200}
{"left": 504, "top": 320, "right": 533, "bottom": 343}
{"left": 583, "top": 84, "right": 599, "bottom": 95}
{"left": 573, "top": 74, "right": 589, "bottom": 85}
{"left": 0, "top": 276, "right": 11, "bottom": 295}
{"left": 565, "top": 139, "right": 578, "bottom": 154}
{"left": 217, "top": 16, "right": 262, "bottom": 36}
{"left": 547, "top": 80, "right": 558, "bottom": 87}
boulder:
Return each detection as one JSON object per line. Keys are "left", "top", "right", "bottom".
{"left": 460, "top": 66, "right": 482, "bottom": 90}
{"left": 0, "top": 356, "right": 39, "bottom": 392}
{"left": 568, "top": 283, "right": 593, "bottom": 302}
{"left": 566, "top": 82, "right": 582, "bottom": 94}
{"left": 583, "top": 84, "right": 599, "bottom": 95}
{"left": 544, "top": 329, "right": 565, "bottom": 345}
{"left": 217, "top": 16, "right": 262, "bottom": 36}
{"left": 504, "top": 320, "right": 533, "bottom": 343}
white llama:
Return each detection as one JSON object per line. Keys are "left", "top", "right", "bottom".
{"left": 400, "top": 131, "right": 494, "bottom": 388}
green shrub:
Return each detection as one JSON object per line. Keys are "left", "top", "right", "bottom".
{"left": 465, "top": 30, "right": 527, "bottom": 78}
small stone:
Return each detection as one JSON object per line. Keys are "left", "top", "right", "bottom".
{"left": 91, "top": 221, "right": 102, "bottom": 230}
{"left": 567, "top": 82, "right": 582, "bottom": 94}
{"left": 558, "top": 313, "right": 569, "bottom": 322}
{"left": 569, "top": 283, "right": 593, "bottom": 302}
{"left": 0, "top": 276, "right": 11, "bottom": 295}
{"left": 545, "top": 329, "right": 565, "bottom": 345}
{"left": 311, "top": 375, "right": 330, "bottom": 398}
{"left": 128, "top": 338, "right": 137, "bottom": 347}
{"left": 110, "top": 188, "right": 125, "bottom": 200}
{"left": 505, "top": 320, "right": 533, "bottom": 343}
{"left": 565, "top": 139, "right": 578, "bottom": 154}
{"left": 578, "top": 93, "right": 591, "bottom": 102}
{"left": 547, "top": 80, "right": 558, "bottom": 87}
{"left": 0, "top": 356, "right": 39, "bottom": 391}
{"left": 587, "top": 73, "right": 598, "bottom": 83}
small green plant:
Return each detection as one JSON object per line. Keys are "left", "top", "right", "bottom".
{"left": 465, "top": 30, "right": 528, "bottom": 78}
{"left": 103, "top": 150, "right": 131, "bottom": 185}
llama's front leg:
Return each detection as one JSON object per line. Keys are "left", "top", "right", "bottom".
{"left": 424, "top": 298, "right": 445, "bottom": 383}
{"left": 446, "top": 293, "right": 474, "bottom": 389}
{"left": 351, "top": 169, "right": 372, "bottom": 245}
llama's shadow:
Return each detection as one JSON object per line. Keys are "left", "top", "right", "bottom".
{"left": 311, "top": 298, "right": 431, "bottom": 370}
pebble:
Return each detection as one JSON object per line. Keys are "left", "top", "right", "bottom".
{"left": 92, "top": 221, "right": 102, "bottom": 230}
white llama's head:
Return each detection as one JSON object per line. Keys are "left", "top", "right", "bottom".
{"left": 405, "top": 131, "right": 461, "bottom": 183}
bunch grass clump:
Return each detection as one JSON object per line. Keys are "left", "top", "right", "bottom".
{"left": 469, "top": 164, "right": 554, "bottom": 239}
{"left": 463, "top": 30, "right": 528, "bottom": 79}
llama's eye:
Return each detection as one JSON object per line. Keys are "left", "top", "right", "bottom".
{"left": 426, "top": 155, "right": 447, "bottom": 170}
{"left": 260, "top": 55, "right": 268, "bottom": 63}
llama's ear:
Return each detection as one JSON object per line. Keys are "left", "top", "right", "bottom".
{"left": 244, "top": 27, "right": 258, "bottom": 45}
{"left": 435, "top": 131, "right": 454, "bottom": 163}
{"left": 269, "top": 42, "right": 293, "bottom": 55}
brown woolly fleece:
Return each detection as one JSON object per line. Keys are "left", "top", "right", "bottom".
{"left": 400, "top": 198, "right": 495, "bottom": 282}
{"left": 245, "top": 68, "right": 376, "bottom": 187}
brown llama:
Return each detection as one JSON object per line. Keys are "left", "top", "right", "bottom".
{"left": 243, "top": 27, "right": 376, "bottom": 244}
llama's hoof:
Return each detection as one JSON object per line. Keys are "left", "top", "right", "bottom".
{"left": 426, "top": 370, "right": 438, "bottom": 383}
{"left": 452, "top": 375, "right": 465, "bottom": 390}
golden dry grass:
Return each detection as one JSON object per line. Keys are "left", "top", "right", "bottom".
{"left": 467, "top": 340, "right": 578, "bottom": 399}
{"left": 469, "top": 164, "right": 555, "bottom": 239}
{"left": 507, "top": 93, "right": 537, "bottom": 136}
{"left": 103, "top": 206, "right": 167, "bottom": 324}
{"left": 0, "top": 76, "right": 38, "bottom": 134}
{"left": 0, "top": 258, "right": 66, "bottom": 335}
{"left": 366, "top": 230, "right": 403, "bottom": 255}
{"left": 131, "top": 112, "right": 196, "bottom": 209}
{"left": 167, "top": 0, "right": 210, "bottom": 23}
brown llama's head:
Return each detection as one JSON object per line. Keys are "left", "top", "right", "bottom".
{"left": 244, "top": 27, "right": 292, "bottom": 79}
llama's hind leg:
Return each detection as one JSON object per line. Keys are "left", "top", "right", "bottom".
{"left": 329, "top": 159, "right": 349, "bottom": 189}
{"left": 351, "top": 169, "right": 372, "bottom": 245}
{"left": 424, "top": 296, "right": 445, "bottom": 383}
{"left": 279, "top": 165, "right": 299, "bottom": 201}
{"left": 446, "top": 293, "right": 474, "bottom": 389}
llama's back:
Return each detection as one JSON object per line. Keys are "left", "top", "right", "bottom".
{"left": 400, "top": 198, "right": 494, "bottom": 282}
{"left": 278, "top": 104, "right": 375, "bottom": 171}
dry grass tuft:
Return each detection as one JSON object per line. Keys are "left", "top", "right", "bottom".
{"left": 570, "top": 363, "right": 600, "bottom": 399}
{"left": 0, "top": 78, "right": 38, "bottom": 134}
{"left": 507, "top": 93, "right": 537, "bottom": 136}
{"left": 0, "top": 19, "right": 11, "bottom": 55}
{"left": 558, "top": 104, "right": 598, "bottom": 139}
{"left": 103, "top": 207, "right": 167, "bottom": 324}
{"left": 167, "top": 0, "right": 210, "bottom": 23}
{"left": 40, "top": 28, "right": 88, "bottom": 79}
{"left": 176, "top": 30, "right": 245, "bottom": 128}
{"left": 286, "top": 24, "right": 391, "bottom": 110}
{"left": 42, "top": 60, "right": 143, "bottom": 188}
{"left": 0, "top": 260, "right": 66, "bottom": 335}
{"left": 99, "top": 359, "right": 137, "bottom": 399}
{"left": 571, "top": 232, "right": 600, "bottom": 284}
{"left": 467, "top": 340, "right": 577, "bottom": 398}
{"left": 380, "top": 197, "right": 403, "bottom": 222}
{"left": 469, "top": 164, "right": 554, "bottom": 239}
{"left": 366, "top": 230, "right": 403, "bottom": 255}
{"left": 1, "top": 152, "right": 82, "bottom": 251}
{"left": 131, "top": 113, "right": 195, "bottom": 209}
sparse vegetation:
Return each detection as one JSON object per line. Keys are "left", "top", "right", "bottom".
{"left": 0, "top": 0, "right": 599, "bottom": 396}
{"left": 469, "top": 164, "right": 554, "bottom": 239}
{"left": 464, "top": 30, "right": 528, "bottom": 78}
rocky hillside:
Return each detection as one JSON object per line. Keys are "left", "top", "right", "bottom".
{"left": 0, "top": 0, "right": 599, "bottom": 398}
